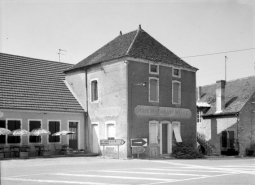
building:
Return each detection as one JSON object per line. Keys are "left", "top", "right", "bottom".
{"left": 0, "top": 53, "right": 86, "bottom": 155}
{"left": 197, "top": 77, "right": 255, "bottom": 156}
{"left": 65, "top": 26, "right": 198, "bottom": 158}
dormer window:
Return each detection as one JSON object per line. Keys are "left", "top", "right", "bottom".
{"left": 173, "top": 68, "right": 181, "bottom": 78}
{"left": 149, "top": 64, "right": 159, "bottom": 75}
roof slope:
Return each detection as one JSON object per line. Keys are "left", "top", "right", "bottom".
{"left": 65, "top": 27, "right": 196, "bottom": 72}
{"left": 198, "top": 76, "right": 255, "bottom": 116}
{"left": 0, "top": 53, "right": 84, "bottom": 112}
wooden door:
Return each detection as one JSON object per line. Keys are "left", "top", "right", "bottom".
{"left": 162, "top": 124, "right": 168, "bottom": 154}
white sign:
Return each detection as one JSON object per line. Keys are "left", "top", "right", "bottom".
{"left": 0, "top": 111, "right": 3, "bottom": 118}
{"left": 100, "top": 139, "right": 125, "bottom": 146}
{"left": 132, "top": 147, "right": 145, "bottom": 154}
{"left": 134, "top": 105, "right": 191, "bottom": 119}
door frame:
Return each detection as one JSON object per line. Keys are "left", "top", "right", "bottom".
{"left": 91, "top": 122, "right": 99, "bottom": 153}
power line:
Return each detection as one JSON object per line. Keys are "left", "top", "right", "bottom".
{"left": 181, "top": 48, "right": 255, "bottom": 59}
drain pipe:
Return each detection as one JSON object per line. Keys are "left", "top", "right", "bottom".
{"left": 85, "top": 68, "right": 89, "bottom": 152}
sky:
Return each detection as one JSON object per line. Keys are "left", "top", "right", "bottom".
{"left": 0, "top": 0, "right": 254, "bottom": 86}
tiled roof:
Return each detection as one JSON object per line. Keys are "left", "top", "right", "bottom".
{"left": 0, "top": 53, "right": 84, "bottom": 112}
{"left": 197, "top": 76, "right": 255, "bottom": 116}
{"left": 65, "top": 27, "right": 197, "bottom": 72}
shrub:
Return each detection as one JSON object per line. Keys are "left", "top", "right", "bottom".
{"left": 171, "top": 142, "right": 204, "bottom": 159}
{"left": 246, "top": 142, "right": 255, "bottom": 156}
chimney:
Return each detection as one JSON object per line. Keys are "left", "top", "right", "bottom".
{"left": 119, "top": 31, "right": 122, "bottom": 36}
{"left": 216, "top": 80, "right": 226, "bottom": 113}
{"left": 197, "top": 86, "right": 202, "bottom": 100}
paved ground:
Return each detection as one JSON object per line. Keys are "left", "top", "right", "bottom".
{"left": 0, "top": 156, "right": 255, "bottom": 185}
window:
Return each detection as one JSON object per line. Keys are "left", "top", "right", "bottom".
{"left": 105, "top": 123, "right": 115, "bottom": 139}
{"left": 149, "top": 64, "right": 159, "bottom": 75}
{"left": 48, "top": 121, "right": 60, "bottom": 143}
{"left": 149, "top": 77, "right": 159, "bottom": 102}
{"left": 172, "top": 81, "right": 181, "bottom": 104}
{"left": 173, "top": 68, "right": 181, "bottom": 78}
{"left": 197, "top": 110, "right": 202, "bottom": 123}
{"left": 29, "top": 120, "right": 41, "bottom": 143}
{"left": 0, "top": 120, "right": 6, "bottom": 144}
{"left": 7, "top": 120, "right": 21, "bottom": 143}
{"left": 91, "top": 80, "right": 98, "bottom": 102}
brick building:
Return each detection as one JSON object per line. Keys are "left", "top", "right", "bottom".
{"left": 65, "top": 26, "right": 198, "bottom": 158}
{"left": 0, "top": 53, "right": 86, "bottom": 155}
{"left": 197, "top": 76, "right": 255, "bottom": 156}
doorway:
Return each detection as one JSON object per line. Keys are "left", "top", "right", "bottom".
{"left": 160, "top": 121, "right": 172, "bottom": 155}
{"left": 69, "top": 121, "right": 78, "bottom": 150}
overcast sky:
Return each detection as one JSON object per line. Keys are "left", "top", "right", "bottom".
{"left": 0, "top": 0, "right": 254, "bottom": 86}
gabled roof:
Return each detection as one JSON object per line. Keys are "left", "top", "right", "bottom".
{"left": 0, "top": 53, "right": 84, "bottom": 113}
{"left": 197, "top": 76, "right": 255, "bottom": 116}
{"left": 65, "top": 27, "right": 197, "bottom": 72}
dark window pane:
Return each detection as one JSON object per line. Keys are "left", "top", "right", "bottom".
{"left": 29, "top": 121, "right": 41, "bottom": 143}
{"left": 7, "top": 120, "right": 20, "bottom": 143}
{"left": 150, "top": 65, "right": 158, "bottom": 73}
{"left": 49, "top": 121, "right": 60, "bottom": 143}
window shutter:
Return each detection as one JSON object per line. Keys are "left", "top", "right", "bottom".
{"left": 0, "top": 120, "right": 6, "bottom": 144}
{"left": 56, "top": 122, "right": 60, "bottom": 142}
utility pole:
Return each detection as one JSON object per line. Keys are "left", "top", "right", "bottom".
{"left": 225, "top": 56, "right": 227, "bottom": 82}
{"left": 57, "top": 49, "right": 66, "bottom": 62}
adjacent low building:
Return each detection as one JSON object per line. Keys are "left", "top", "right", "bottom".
{"left": 197, "top": 76, "right": 255, "bottom": 156}
{"left": 65, "top": 26, "right": 198, "bottom": 158}
{"left": 0, "top": 53, "right": 86, "bottom": 155}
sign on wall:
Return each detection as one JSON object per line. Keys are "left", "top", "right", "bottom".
{"left": 131, "top": 138, "right": 147, "bottom": 147}
{"left": 0, "top": 111, "right": 3, "bottom": 118}
{"left": 134, "top": 105, "right": 191, "bottom": 119}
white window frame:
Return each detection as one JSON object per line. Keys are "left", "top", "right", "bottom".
{"left": 149, "top": 120, "right": 159, "bottom": 144}
{"left": 172, "top": 67, "right": 181, "bottom": 78}
{"left": 172, "top": 80, "right": 181, "bottom": 104}
{"left": 90, "top": 78, "right": 99, "bottom": 103}
{"left": 28, "top": 119, "right": 42, "bottom": 144}
{"left": 47, "top": 120, "right": 61, "bottom": 144}
{"left": 149, "top": 63, "right": 159, "bottom": 75}
{"left": 149, "top": 77, "right": 159, "bottom": 103}
{"left": 105, "top": 121, "right": 116, "bottom": 139}
{"left": 6, "top": 118, "right": 22, "bottom": 144}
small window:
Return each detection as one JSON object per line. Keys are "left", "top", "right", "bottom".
{"left": 149, "top": 77, "right": 159, "bottom": 102}
{"left": 106, "top": 123, "right": 115, "bottom": 139}
{"left": 48, "top": 121, "right": 60, "bottom": 143}
{"left": 197, "top": 110, "right": 202, "bottom": 123}
{"left": 7, "top": 120, "right": 21, "bottom": 143}
{"left": 172, "top": 81, "right": 181, "bottom": 104}
{"left": 149, "top": 64, "right": 159, "bottom": 75}
{"left": 91, "top": 80, "right": 98, "bottom": 102}
{"left": 173, "top": 68, "right": 181, "bottom": 78}
{"left": 29, "top": 120, "right": 41, "bottom": 143}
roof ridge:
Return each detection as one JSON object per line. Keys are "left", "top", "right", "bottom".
{"left": 199, "top": 75, "right": 255, "bottom": 88}
{"left": 125, "top": 27, "right": 141, "bottom": 55}
{"left": 0, "top": 52, "right": 72, "bottom": 66}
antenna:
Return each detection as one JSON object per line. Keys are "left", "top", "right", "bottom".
{"left": 57, "top": 49, "right": 67, "bottom": 62}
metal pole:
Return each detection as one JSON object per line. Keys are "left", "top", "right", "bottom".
{"left": 225, "top": 56, "right": 227, "bottom": 81}
{"left": 117, "top": 145, "right": 119, "bottom": 159}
